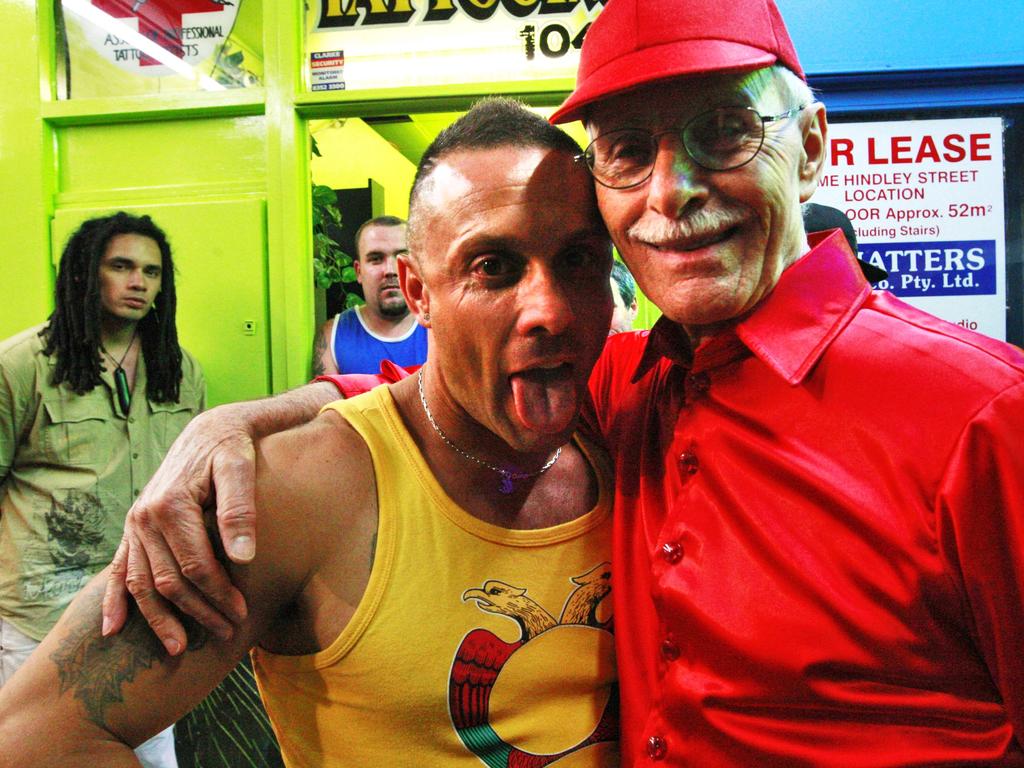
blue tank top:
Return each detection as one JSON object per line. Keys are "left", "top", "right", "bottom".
{"left": 330, "top": 307, "right": 428, "bottom": 375}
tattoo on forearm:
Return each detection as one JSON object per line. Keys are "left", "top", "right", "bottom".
{"left": 49, "top": 582, "right": 209, "bottom": 728}
{"left": 311, "top": 330, "right": 328, "bottom": 377}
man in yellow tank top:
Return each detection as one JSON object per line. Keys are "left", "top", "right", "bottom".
{"left": 0, "top": 99, "right": 620, "bottom": 767}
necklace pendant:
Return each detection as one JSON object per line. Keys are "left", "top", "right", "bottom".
{"left": 417, "top": 370, "right": 562, "bottom": 496}
{"left": 498, "top": 473, "right": 514, "bottom": 495}
{"left": 113, "top": 366, "right": 132, "bottom": 415}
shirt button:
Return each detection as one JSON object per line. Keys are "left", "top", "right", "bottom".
{"left": 661, "top": 541, "right": 684, "bottom": 564}
{"left": 128, "top": 417, "right": 135, "bottom": 423}
{"left": 646, "top": 735, "right": 668, "bottom": 760}
{"left": 679, "top": 451, "right": 699, "bottom": 474}
{"left": 686, "top": 371, "right": 710, "bottom": 395}
{"left": 132, "top": 452, "right": 139, "bottom": 459}
{"left": 661, "top": 637, "right": 681, "bottom": 661}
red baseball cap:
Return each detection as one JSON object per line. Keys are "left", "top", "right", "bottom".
{"left": 550, "top": 0, "right": 805, "bottom": 125}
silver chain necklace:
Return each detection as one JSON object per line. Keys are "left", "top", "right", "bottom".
{"left": 417, "top": 369, "right": 562, "bottom": 495}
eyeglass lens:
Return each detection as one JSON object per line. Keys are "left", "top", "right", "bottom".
{"left": 585, "top": 107, "right": 769, "bottom": 188}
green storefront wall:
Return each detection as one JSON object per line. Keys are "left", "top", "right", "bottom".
{"left": 1, "top": 2, "right": 299, "bottom": 407}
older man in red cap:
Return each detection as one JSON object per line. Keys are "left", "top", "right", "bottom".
{"left": 551, "top": 0, "right": 1024, "bottom": 764}
{"left": 80, "top": 0, "right": 1024, "bottom": 765}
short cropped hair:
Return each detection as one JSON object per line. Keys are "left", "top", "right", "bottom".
{"left": 354, "top": 215, "right": 407, "bottom": 262}
{"left": 771, "top": 65, "right": 815, "bottom": 109}
{"left": 408, "top": 97, "right": 585, "bottom": 252}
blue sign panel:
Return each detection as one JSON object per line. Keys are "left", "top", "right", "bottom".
{"left": 857, "top": 240, "right": 996, "bottom": 297}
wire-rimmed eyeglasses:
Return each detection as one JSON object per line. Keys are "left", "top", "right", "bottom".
{"left": 578, "top": 104, "right": 812, "bottom": 189}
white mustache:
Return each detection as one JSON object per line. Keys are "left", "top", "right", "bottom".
{"left": 627, "top": 206, "right": 745, "bottom": 246}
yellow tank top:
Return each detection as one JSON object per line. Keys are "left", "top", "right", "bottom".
{"left": 252, "top": 386, "right": 618, "bottom": 767}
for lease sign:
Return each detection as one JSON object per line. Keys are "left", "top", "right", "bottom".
{"left": 811, "top": 117, "right": 1006, "bottom": 341}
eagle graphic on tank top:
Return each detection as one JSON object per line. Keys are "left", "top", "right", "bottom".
{"left": 447, "top": 562, "right": 618, "bottom": 767}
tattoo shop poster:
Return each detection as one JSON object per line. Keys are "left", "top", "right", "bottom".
{"left": 66, "top": 0, "right": 241, "bottom": 76}
{"left": 812, "top": 117, "right": 1007, "bottom": 341}
{"left": 305, "top": 0, "right": 606, "bottom": 92}
{"left": 59, "top": 0, "right": 259, "bottom": 97}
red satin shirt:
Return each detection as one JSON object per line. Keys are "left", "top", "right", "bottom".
{"left": 587, "top": 230, "right": 1024, "bottom": 766}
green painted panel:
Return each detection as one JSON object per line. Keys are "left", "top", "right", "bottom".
{"left": 0, "top": 1, "right": 53, "bottom": 340}
{"left": 57, "top": 116, "right": 268, "bottom": 196}
{"left": 52, "top": 200, "right": 270, "bottom": 408}
{"left": 41, "top": 90, "right": 266, "bottom": 125}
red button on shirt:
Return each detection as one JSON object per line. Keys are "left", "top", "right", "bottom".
{"left": 660, "top": 638, "right": 681, "bottom": 662}
{"left": 678, "top": 451, "right": 699, "bottom": 475}
{"left": 660, "top": 541, "right": 684, "bottom": 564}
{"left": 646, "top": 735, "right": 667, "bottom": 760}
{"left": 685, "top": 371, "right": 710, "bottom": 395}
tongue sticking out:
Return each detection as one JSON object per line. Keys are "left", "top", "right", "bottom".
{"left": 510, "top": 366, "right": 578, "bottom": 435}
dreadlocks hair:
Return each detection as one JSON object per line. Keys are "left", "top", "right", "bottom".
{"left": 41, "top": 211, "right": 184, "bottom": 403}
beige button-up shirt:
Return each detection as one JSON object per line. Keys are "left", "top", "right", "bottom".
{"left": 0, "top": 324, "right": 204, "bottom": 639}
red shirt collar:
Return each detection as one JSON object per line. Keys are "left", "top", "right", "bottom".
{"left": 632, "top": 229, "right": 872, "bottom": 384}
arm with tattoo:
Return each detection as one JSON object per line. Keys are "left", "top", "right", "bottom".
{"left": 0, "top": 413, "right": 372, "bottom": 767}
{"left": 312, "top": 317, "right": 338, "bottom": 377}
{"left": 51, "top": 581, "right": 208, "bottom": 729}
{"left": 0, "top": 573, "right": 245, "bottom": 768}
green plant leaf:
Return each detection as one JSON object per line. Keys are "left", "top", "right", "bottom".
{"left": 312, "top": 185, "right": 337, "bottom": 207}
{"left": 345, "top": 293, "right": 366, "bottom": 309}
{"left": 176, "top": 660, "right": 284, "bottom": 768}
{"left": 310, "top": 176, "right": 350, "bottom": 290}
{"left": 341, "top": 266, "right": 357, "bottom": 283}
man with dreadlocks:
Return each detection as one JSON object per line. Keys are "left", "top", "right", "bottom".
{"left": 0, "top": 211, "right": 203, "bottom": 768}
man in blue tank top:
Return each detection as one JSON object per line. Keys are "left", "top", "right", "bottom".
{"left": 311, "top": 215, "right": 428, "bottom": 375}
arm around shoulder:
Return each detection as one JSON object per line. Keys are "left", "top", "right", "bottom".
{"left": 103, "top": 377, "right": 345, "bottom": 650}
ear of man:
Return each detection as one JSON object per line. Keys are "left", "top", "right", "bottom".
{"left": 398, "top": 255, "right": 429, "bottom": 328}
{"left": 798, "top": 103, "right": 829, "bottom": 203}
